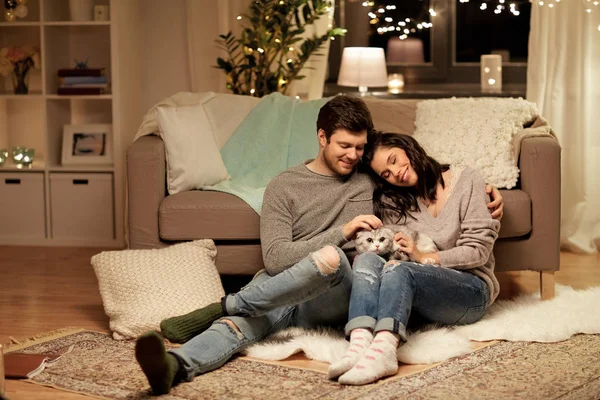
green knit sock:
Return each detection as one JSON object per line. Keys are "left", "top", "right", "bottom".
{"left": 160, "top": 302, "right": 225, "bottom": 343}
{"left": 135, "top": 331, "right": 181, "bottom": 395}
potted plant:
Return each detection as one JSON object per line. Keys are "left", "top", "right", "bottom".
{"left": 216, "top": 0, "right": 345, "bottom": 97}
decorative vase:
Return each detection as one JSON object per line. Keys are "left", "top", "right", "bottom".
{"left": 11, "top": 65, "right": 31, "bottom": 95}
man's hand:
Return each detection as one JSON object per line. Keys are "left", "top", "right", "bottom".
{"left": 343, "top": 215, "right": 382, "bottom": 240}
{"left": 486, "top": 185, "right": 504, "bottom": 221}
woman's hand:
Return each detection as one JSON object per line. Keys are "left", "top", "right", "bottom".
{"left": 394, "top": 232, "right": 423, "bottom": 263}
{"left": 486, "top": 185, "right": 504, "bottom": 220}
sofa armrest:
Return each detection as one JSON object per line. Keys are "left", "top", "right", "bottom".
{"left": 126, "top": 135, "right": 168, "bottom": 249}
{"left": 518, "top": 136, "right": 561, "bottom": 269}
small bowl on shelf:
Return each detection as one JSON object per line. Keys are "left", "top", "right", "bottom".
{"left": 11, "top": 146, "right": 35, "bottom": 168}
{"left": 0, "top": 148, "right": 8, "bottom": 166}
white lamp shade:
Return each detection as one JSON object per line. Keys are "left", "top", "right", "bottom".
{"left": 337, "top": 47, "right": 388, "bottom": 88}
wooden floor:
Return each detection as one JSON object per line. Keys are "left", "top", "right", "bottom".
{"left": 0, "top": 246, "right": 599, "bottom": 399}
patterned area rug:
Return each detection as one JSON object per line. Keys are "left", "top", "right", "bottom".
{"left": 4, "top": 329, "right": 600, "bottom": 399}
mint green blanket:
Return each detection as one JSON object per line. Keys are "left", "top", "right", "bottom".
{"left": 203, "top": 93, "right": 331, "bottom": 214}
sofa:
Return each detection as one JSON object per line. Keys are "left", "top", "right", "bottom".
{"left": 126, "top": 96, "right": 561, "bottom": 299}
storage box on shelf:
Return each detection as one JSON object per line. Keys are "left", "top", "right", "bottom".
{"left": 0, "top": 172, "right": 46, "bottom": 240}
{"left": 0, "top": 0, "right": 128, "bottom": 247}
{"left": 50, "top": 172, "right": 114, "bottom": 242}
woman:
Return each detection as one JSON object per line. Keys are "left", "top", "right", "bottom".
{"left": 328, "top": 132, "right": 500, "bottom": 385}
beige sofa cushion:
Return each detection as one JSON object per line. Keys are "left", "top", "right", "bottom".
{"left": 159, "top": 191, "right": 260, "bottom": 240}
{"left": 364, "top": 97, "right": 420, "bottom": 134}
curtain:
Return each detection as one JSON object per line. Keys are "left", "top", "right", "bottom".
{"left": 289, "top": 4, "right": 335, "bottom": 100}
{"left": 185, "top": 0, "right": 333, "bottom": 99}
{"left": 526, "top": 2, "right": 600, "bottom": 253}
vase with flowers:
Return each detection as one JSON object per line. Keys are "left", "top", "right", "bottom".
{"left": 0, "top": 45, "right": 41, "bottom": 95}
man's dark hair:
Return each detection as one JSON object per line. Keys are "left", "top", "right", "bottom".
{"left": 316, "top": 95, "right": 374, "bottom": 141}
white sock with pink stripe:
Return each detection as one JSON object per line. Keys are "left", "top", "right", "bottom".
{"left": 338, "top": 330, "right": 399, "bottom": 385}
{"left": 327, "top": 328, "right": 373, "bottom": 380}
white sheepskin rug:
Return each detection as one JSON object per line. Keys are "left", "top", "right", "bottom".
{"left": 244, "top": 285, "right": 600, "bottom": 365}
{"left": 413, "top": 97, "right": 539, "bottom": 189}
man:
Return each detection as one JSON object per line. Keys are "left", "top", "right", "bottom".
{"left": 134, "top": 95, "right": 504, "bottom": 395}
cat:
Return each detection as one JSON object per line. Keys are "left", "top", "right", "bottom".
{"left": 355, "top": 226, "right": 438, "bottom": 264}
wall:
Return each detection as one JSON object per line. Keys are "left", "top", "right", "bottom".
{"left": 138, "top": 0, "right": 192, "bottom": 121}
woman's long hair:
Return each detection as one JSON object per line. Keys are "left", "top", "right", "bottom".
{"left": 361, "top": 132, "right": 449, "bottom": 223}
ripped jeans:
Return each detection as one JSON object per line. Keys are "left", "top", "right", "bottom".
{"left": 346, "top": 252, "right": 489, "bottom": 342}
{"left": 170, "top": 246, "right": 353, "bottom": 380}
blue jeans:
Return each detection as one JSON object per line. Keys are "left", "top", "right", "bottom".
{"left": 347, "top": 252, "right": 490, "bottom": 342}
{"left": 170, "top": 246, "right": 353, "bottom": 380}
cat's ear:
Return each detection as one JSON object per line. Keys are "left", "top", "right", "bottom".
{"left": 356, "top": 230, "right": 366, "bottom": 239}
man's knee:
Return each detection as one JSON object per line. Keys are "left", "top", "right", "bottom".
{"left": 219, "top": 318, "right": 244, "bottom": 340}
{"left": 311, "top": 245, "right": 341, "bottom": 275}
{"left": 220, "top": 318, "right": 239, "bottom": 331}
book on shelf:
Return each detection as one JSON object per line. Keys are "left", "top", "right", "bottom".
{"left": 57, "top": 87, "right": 110, "bottom": 95}
{"left": 57, "top": 68, "right": 106, "bottom": 77}
{"left": 3, "top": 345, "right": 74, "bottom": 379}
{"left": 59, "top": 76, "right": 108, "bottom": 85}
{"left": 61, "top": 83, "right": 110, "bottom": 88}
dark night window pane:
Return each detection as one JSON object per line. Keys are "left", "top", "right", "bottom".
{"left": 366, "top": 1, "right": 432, "bottom": 64}
{"left": 455, "top": 0, "right": 531, "bottom": 63}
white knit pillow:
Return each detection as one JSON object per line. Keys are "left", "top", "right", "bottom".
{"left": 91, "top": 240, "right": 225, "bottom": 340}
{"left": 414, "top": 98, "right": 539, "bottom": 189}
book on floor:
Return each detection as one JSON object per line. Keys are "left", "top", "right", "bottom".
{"left": 3, "top": 345, "right": 74, "bottom": 379}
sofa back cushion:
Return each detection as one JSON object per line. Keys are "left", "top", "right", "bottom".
{"left": 364, "top": 97, "right": 420, "bottom": 135}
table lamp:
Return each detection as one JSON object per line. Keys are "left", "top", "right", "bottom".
{"left": 337, "top": 47, "right": 388, "bottom": 95}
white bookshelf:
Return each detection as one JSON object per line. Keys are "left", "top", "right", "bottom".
{"left": 0, "top": 0, "right": 137, "bottom": 247}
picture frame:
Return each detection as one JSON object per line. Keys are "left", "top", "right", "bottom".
{"left": 61, "top": 124, "right": 113, "bottom": 166}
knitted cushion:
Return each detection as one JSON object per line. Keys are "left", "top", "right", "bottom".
{"left": 91, "top": 240, "right": 225, "bottom": 340}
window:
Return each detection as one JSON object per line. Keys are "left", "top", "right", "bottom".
{"left": 330, "top": 0, "right": 531, "bottom": 84}
{"left": 455, "top": 0, "right": 531, "bottom": 63}
{"left": 366, "top": 0, "right": 433, "bottom": 64}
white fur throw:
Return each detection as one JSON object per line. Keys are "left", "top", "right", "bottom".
{"left": 91, "top": 240, "right": 225, "bottom": 340}
{"left": 414, "top": 98, "right": 540, "bottom": 189}
{"left": 245, "top": 285, "right": 600, "bottom": 365}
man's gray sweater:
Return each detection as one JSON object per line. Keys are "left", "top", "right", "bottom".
{"left": 260, "top": 162, "right": 374, "bottom": 275}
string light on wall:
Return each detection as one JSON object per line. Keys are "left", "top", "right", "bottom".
{"left": 360, "top": 0, "right": 600, "bottom": 40}
{"left": 363, "top": 1, "right": 436, "bottom": 40}
{"left": 535, "top": 0, "right": 599, "bottom": 32}
{"left": 531, "top": 0, "right": 599, "bottom": 12}
{"left": 457, "top": 0, "right": 530, "bottom": 16}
